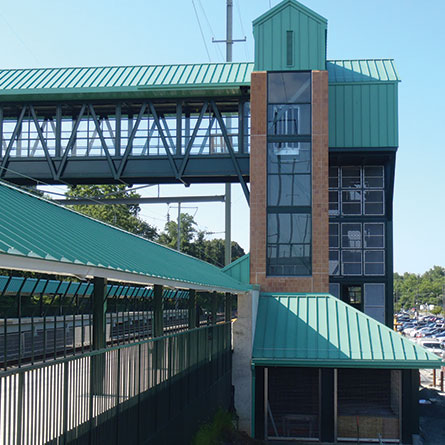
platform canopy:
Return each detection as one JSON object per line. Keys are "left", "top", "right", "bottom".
{"left": 0, "top": 181, "right": 250, "bottom": 294}
{"left": 253, "top": 293, "right": 442, "bottom": 369}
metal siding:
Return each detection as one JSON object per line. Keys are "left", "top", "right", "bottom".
{"left": 253, "top": 1, "right": 326, "bottom": 71}
{"left": 328, "top": 82, "right": 398, "bottom": 148}
{"left": 252, "top": 293, "right": 442, "bottom": 368}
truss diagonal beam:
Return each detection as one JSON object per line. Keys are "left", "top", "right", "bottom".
{"left": 148, "top": 102, "right": 180, "bottom": 181}
{"left": 29, "top": 106, "right": 57, "bottom": 179}
{"left": 88, "top": 105, "right": 118, "bottom": 180}
{"left": 117, "top": 102, "right": 147, "bottom": 177}
{"left": 178, "top": 102, "right": 208, "bottom": 178}
{"left": 56, "top": 105, "right": 86, "bottom": 180}
{"left": 210, "top": 100, "right": 250, "bottom": 204}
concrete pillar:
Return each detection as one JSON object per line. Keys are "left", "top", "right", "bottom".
{"left": 188, "top": 289, "right": 196, "bottom": 329}
{"left": 233, "top": 289, "right": 259, "bottom": 435}
{"left": 153, "top": 284, "right": 164, "bottom": 337}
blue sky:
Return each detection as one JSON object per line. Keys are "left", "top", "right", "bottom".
{"left": 1, "top": 0, "right": 444, "bottom": 273}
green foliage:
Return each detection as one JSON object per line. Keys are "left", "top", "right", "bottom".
{"left": 192, "top": 409, "right": 234, "bottom": 445}
{"left": 66, "top": 185, "right": 157, "bottom": 240}
{"left": 158, "top": 212, "right": 245, "bottom": 268}
{"left": 394, "top": 266, "right": 445, "bottom": 310}
{"left": 431, "top": 306, "right": 443, "bottom": 315}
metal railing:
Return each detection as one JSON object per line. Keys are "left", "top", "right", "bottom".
{"left": 0, "top": 322, "right": 232, "bottom": 445}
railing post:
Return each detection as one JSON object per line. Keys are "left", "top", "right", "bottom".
{"left": 16, "top": 373, "right": 24, "bottom": 445}
{"left": 211, "top": 292, "right": 218, "bottom": 325}
{"left": 153, "top": 285, "right": 164, "bottom": 337}
{"left": 188, "top": 289, "right": 196, "bottom": 330}
{"left": 63, "top": 361, "right": 69, "bottom": 444}
{"left": 92, "top": 277, "right": 107, "bottom": 395}
{"left": 224, "top": 292, "right": 232, "bottom": 322}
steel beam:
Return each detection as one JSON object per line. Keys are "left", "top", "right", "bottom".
{"left": 54, "top": 194, "right": 225, "bottom": 205}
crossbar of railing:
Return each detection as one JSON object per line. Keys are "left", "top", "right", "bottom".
{"left": 0, "top": 322, "right": 232, "bottom": 445}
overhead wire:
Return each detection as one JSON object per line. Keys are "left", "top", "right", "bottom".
{"left": 235, "top": 0, "right": 250, "bottom": 60}
{"left": 197, "top": 0, "right": 225, "bottom": 62}
{"left": 191, "top": 0, "right": 212, "bottom": 62}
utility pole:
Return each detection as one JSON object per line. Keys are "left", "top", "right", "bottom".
{"left": 213, "top": 0, "right": 246, "bottom": 266}
{"left": 177, "top": 202, "right": 181, "bottom": 251}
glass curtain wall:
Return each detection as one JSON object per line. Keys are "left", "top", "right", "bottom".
{"left": 266, "top": 72, "right": 312, "bottom": 276}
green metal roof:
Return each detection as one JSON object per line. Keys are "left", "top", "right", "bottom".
{"left": 221, "top": 254, "right": 250, "bottom": 284}
{"left": 0, "top": 182, "right": 250, "bottom": 293}
{"left": 0, "top": 275, "right": 189, "bottom": 299}
{"left": 327, "top": 59, "right": 399, "bottom": 83}
{"left": 253, "top": 293, "right": 442, "bottom": 369}
{"left": 0, "top": 59, "right": 399, "bottom": 101}
{"left": 0, "top": 62, "right": 254, "bottom": 101}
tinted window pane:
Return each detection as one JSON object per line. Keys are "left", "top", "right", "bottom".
{"left": 364, "top": 191, "right": 384, "bottom": 215}
{"left": 329, "top": 250, "right": 340, "bottom": 275}
{"left": 342, "top": 190, "right": 362, "bottom": 215}
{"left": 329, "top": 167, "right": 339, "bottom": 188}
{"left": 342, "top": 223, "right": 362, "bottom": 248}
{"left": 329, "top": 223, "right": 339, "bottom": 248}
{"left": 364, "top": 223, "right": 384, "bottom": 248}
{"left": 268, "top": 143, "right": 311, "bottom": 174}
{"left": 342, "top": 250, "right": 362, "bottom": 275}
{"left": 364, "top": 166, "right": 384, "bottom": 188}
{"left": 364, "top": 250, "right": 385, "bottom": 275}
{"left": 268, "top": 104, "right": 311, "bottom": 136}
{"left": 341, "top": 166, "right": 361, "bottom": 188}
{"left": 364, "top": 283, "right": 385, "bottom": 306}
{"left": 268, "top": 174, "right": 311, "bottom": 206}
{"left": 329, "top": 283, "right": 340, "bottom": 298}
{"left": 329, "top": 191, "right": 339, "bottom": 216}
{"left": 268, "top": 72, "right": 311, "bottom": 103}
{"left": 267, "top": 213, "right": 311, "bottom": 245}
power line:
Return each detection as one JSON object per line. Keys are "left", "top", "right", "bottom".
{"left": 197, "top": 0, "right": 225, "bottom": 61}
{"left": 235, "top": 0, "right": 250, "bottom": 60}
{"left": 191, "top": 0, "right": 212, "bottom": 62}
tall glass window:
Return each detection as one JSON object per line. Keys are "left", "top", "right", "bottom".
{"left": 267, "top": 72, "right": 312, "bottom": 276}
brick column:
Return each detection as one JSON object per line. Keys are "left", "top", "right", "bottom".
{"left": 249, "top": 70, "right": 329, "bottom": 293}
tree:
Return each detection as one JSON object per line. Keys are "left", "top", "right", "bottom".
{"left": 157, "top": 212, "right": 245, "bottom": 267}
{"left": 66, "top": 184, "right": 158, "bottom": 240}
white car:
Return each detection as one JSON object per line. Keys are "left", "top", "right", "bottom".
{"left": 419, "top": 340, "right": 445, "bottom": 358}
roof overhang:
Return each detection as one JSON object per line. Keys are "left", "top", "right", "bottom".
{"left": 0, "top": 252, "right": 247, "bottom": 294}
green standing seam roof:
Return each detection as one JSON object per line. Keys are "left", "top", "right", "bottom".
{"left": 253, "top": 293, "right": 442, "bottom": 369}
{"left": 221, "top": 253, "right": 250, "bottom": 284}
{"left": 327, "top": 59, "right": 400, "bottom": 83}
{"left": 0, "top": 62, "right": 255, "bottom": 100}
{"left": 0, "top": 182, "right": 250, "bottom": 293}
{"left": 0, "top": 60, "right": 399, "bottom": 101}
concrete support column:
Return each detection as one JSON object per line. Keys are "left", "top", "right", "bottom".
{"left": 233, "top": 289, "right": 259, "bottom": 435}
{"left": 153, "top": 284, "right": 164, "bottom": 337}
{"left": 188, "top": 289, "right": 196, "bottom": 329}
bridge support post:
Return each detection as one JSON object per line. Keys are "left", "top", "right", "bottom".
{"left": 188, "top": 289, "right": 196, "bottom": 329}
{"left": 225, "top": 293, "right": 232, "bottom": 322}
{"left": 153, "top": 285, "right": 164, "bottom": 337}
{"left": 92, "top": 276, "right": 107, "bottom": 395}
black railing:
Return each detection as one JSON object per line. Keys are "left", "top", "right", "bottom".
{"left": 0, "top": 322, "right": 232, "bottom": 445}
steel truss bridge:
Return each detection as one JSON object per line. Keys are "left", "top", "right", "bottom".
{"left": 0, "top": 96, "right": 251, "bottom": 201}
